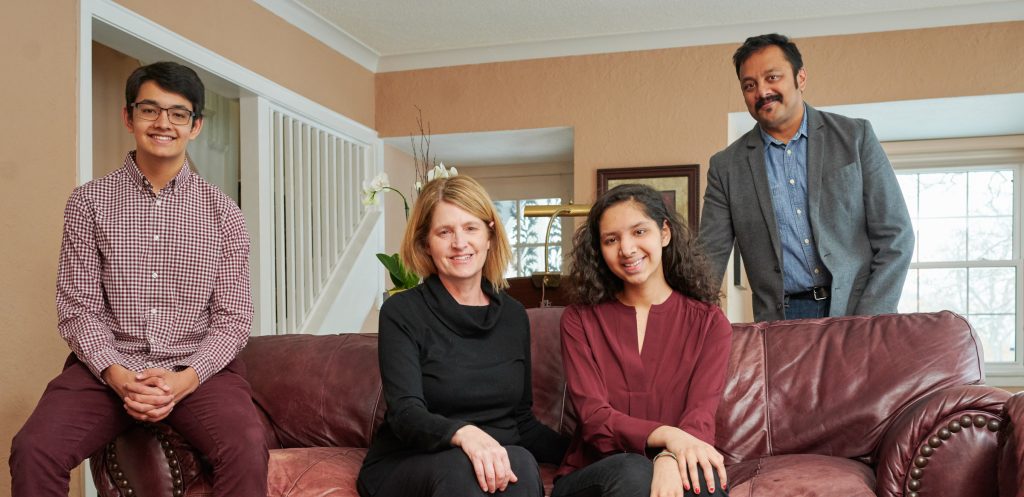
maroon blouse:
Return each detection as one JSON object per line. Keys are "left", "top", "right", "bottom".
{"left": 557, "top": 291, "right": 732, "bottom": 476}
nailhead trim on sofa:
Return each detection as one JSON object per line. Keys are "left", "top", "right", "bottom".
{"left": 905, "top": 413, "right": 1002, "bottom": 496}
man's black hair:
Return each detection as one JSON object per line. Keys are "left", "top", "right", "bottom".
{"left": 125, "top": 62, "right": 205, "bottom": 126}
{"left": 732, "top": 33, "right": 804, "bottom": 78}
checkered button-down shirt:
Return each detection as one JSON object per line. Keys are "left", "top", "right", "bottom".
{"left": 57, "top": 152, "right": 253, "bottom": 383}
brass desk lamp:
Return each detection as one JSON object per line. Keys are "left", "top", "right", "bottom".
{"left": 522, "top": 203, "right": 590, "bottom": 306}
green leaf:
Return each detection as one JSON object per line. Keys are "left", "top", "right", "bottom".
{"left": 376, "top": 253, "right": 420, "bottom": 289}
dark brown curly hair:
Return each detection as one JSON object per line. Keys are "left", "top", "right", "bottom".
{"left": 568, "top": 183, "right": 721, "bottom": 306}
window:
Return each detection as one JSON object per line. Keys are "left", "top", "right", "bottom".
{"left": 891, "top": 143, "right": 1023, "bottom": 385}
{"left": 494, "top": 198, "right": 563, "bottom": 278}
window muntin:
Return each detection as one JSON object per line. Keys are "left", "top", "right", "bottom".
{"left": 896, "top": 166, "right": 1020, "bottom": 364}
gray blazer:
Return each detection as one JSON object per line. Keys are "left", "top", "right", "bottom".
{"left": 699, "top": 105, "right": 914, "bottom": 322}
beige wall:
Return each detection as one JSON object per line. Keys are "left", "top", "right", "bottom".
{"left": 382, "top": 144, "right": 417, "bottom": 255}
{"left": 116, "top": 0, "right": 375, "bottom": 129}
{"left": 460, "top": 162, "right": 573, "bottom": 202}
{"left": 0, "top": 3, "right": 84, "bottom": 495}
{"left": 2, "top": 1, "right": 375, "bottom": 495}
{"left": 93, "top": 42, "right": 139, "bottom": 178}
{"left": 375, "top": 22, "right": 1024, "bottom": 207}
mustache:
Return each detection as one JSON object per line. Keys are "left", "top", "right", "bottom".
{"left": 755, "top": 94, "right": 783, "bottom": 111}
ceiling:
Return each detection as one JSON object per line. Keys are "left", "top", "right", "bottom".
{"left": 266, "top": 0, "right": 1024, "bottom": 71}
{"left": 254, "top": 0, "right": 1024, "bottom": 166}
{"left": 294, "top": 0, "right": 1000, "bottom": 56}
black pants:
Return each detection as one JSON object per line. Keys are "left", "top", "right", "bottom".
{"left": 365, "top": 446, "right": 544, "bottom": 497}
{"left": 551, "top": 453, "right": 727, "bottom": 497}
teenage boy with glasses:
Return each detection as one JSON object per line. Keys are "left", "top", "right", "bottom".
{"left": 10, "top": 61, "right": 268, "bottom": 497}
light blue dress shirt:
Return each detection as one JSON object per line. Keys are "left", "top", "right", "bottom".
{"left": 760, "top": 105, "right": 831, "bottom": 294}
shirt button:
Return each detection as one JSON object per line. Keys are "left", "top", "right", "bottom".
{"left": 155, "top": 200, "right": 162, "bottom": 206}
{"left": 153, "top": 234, "right": 160, "bottom": 241}
{"left": 796, "top": 209, "right": 802, "bottom": 215}
{"left": 814, "top": 268, "right": 821, "bottom": 274}
{"left": 786, "top": 149, "right": 792, "bottom": 155}
{"left": 803, "top": 238, "right": 810, "bottom": 244}
{"left": 151, "top": 272, "right": 158, "bottom": 279}
{"left": 151, "top": 308, "right": 158, "bottom": 315}
{"left": 789, "top": 179, "right": 795, "bottom": 185}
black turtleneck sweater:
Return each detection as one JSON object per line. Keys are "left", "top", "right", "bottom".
{"left": 357, "top": 275, "right": 567, "bottom": 496}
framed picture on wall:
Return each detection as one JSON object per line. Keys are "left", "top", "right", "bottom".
{"left": 596, "top": 164, "right": 700, "bottom": 232}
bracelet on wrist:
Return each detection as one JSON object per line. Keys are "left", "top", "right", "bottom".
{"left": 653, "top": 450, "right": 677, "bottom": 462}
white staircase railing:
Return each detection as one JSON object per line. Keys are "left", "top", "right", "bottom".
{"left": 242, "top": 96, "right": 382, "bottom": 335}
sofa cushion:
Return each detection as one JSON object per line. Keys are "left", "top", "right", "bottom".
{"left": 528, "top": 307, "right": 576, "bottom": 436}
{"left": 717, "top": 311, "right": 984, "bottom": 463}
{"left": 240, "top": 334, "right": 385, "bottom": 449}
{"left": 267, "top": 447, "right": 366, "bottom": 497}
{"left": 726, "top": 454, "right": 875, "bottom": 497}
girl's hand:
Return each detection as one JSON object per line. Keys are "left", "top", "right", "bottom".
{"left": 664, "top": 429, "right": 727, "bottom": 494}
{"left": 451, "top": 425, "right": 519, "bottom": 493}
{"left": 650, "top": 453, "right": 684, "bottom": 497}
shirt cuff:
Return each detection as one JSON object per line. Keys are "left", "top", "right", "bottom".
{"left": 177, "top": 356, "right": 214, "bottom": 383}
{"left": 81, "top": 349, "right": 127, "bottom": 385}
{"left": 619, "top": 418, "right": 665, "bottom": 453}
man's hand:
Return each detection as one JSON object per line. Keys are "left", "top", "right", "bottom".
{"left": 136, "top": 367, "right": 200, "bottom": 403}
{"left": 103, "top": 364, "right": 174, "bottom": 422}
{"left": 451, "top": 425, "right": 518, "bottom": 493}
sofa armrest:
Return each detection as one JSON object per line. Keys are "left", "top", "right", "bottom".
{"left": 89, "top": 423, "right": 208, "bottom": 497}
{"left": 874, "top": 384, "right": 1009, "bottom": 497}
{"left": 999, "top": 391, "right": 1024, "bottom": 497}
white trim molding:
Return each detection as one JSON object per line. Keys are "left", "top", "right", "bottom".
{"left": 254, "top": 0, "right": 1024, "bottom": 72}
{"left": 252, "top": 0, "right": 380, "bottom": 72}
{"left": 89, "top": 0, "right": 377, "bottom": 144}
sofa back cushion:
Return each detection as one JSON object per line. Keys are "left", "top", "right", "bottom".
{"left": 716, "top": 311, "right": 985, "bottom": 464}
{"left": 527, "top": 307, "right": 576, "bottom": 436}
{"left": 239, "top": 333, "right": 385, "bottom": 449}
{"left": 239, "top": 309, "right": 575, "bottom": 449}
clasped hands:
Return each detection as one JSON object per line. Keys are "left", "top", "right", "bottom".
{"left": 102, "top": 364, "right": 200, "bottom": 422}
{"left": 451, "top": 424, "right": 517, "bottom": 494}
{"left": 649, "top": 426, "right": 728, "bottom": 497}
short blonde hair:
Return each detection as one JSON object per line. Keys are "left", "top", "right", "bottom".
{"left": 400, "top": 175, "right": 512, "bottom": 290}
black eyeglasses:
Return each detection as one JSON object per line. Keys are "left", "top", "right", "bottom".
{"left": 130, "top": 102, "right": 196, "bottom": 126}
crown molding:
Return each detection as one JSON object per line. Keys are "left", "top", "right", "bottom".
{"left": 252, "top": 0, "right": 380, "bottom": 72}
{"left": 377, "top": 1, "right": 1024, "bottom": 71}
{"left": 255, "top": 0, "right": 1024, "bottom": 73}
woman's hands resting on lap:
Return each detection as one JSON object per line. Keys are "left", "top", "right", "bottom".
{"left": 648, "top": 425, "right": 727, "bottom": 495}
{"left": 451, "top": 424, "right": 518, "bottom": 493}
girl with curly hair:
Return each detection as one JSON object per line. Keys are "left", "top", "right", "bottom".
{"left": 552, "top": 184, "right": 732, "bottom": 497}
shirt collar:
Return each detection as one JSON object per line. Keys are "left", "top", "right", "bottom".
{"left": 123, "top": 151, "right": 193, "bottom": 194}
{"left": 759, "top": 103, "right": 809, "bottom": 147}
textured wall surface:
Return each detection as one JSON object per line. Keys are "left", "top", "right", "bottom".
{"left": 118, "top": 0, "right": 376, "bottom": 128}
{"left": 376, "top": 22, "right": 1024, "bottom": 205}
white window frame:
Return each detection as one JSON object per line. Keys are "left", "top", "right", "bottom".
{"left": 887, "top": 136, "right": 1024, "bottom": 387}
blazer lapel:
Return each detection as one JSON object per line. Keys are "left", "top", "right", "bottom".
{"left": 805, "top": 105, "right": 826, "bottom": 238}
{"left": 745, "top": 128, "right": 783, "bottom": 265}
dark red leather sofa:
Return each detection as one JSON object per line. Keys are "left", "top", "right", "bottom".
{"left": 90, "top": 308, "right": 1021, "bottom": 497}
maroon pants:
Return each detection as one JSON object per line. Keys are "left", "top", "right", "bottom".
{"left": 10, "top": 355, "right": 269, "bottom": 497}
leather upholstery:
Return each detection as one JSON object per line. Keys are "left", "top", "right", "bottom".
{"left": 91, "top": 309, "right": 1019, "bottom": 497}
{"left": 1000, "top": 392, "right": 1024, "bottom": 497}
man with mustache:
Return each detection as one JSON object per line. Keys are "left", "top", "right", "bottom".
{"left": 698, "top": 33, "right": 913, "bottom": 322}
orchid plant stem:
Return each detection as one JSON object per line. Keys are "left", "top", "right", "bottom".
{"left": 379, "top": 187, "right": 410, "bottom": 220}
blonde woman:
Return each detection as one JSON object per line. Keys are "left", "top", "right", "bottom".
{"left": 357, "top": 175, "right": 566, "bottom": 497}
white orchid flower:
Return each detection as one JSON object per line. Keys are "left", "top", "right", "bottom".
{"left": 414, "top": 180, "right": 423, "bottom": 193}
{"left": 369, "top": 172, "right": 390, "bottom": 191}
{"left": 426, "top": 163, "right": 458, "bottom": 184}
{"left": 361, "top": 187, "right": 379, "bottom": 206}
